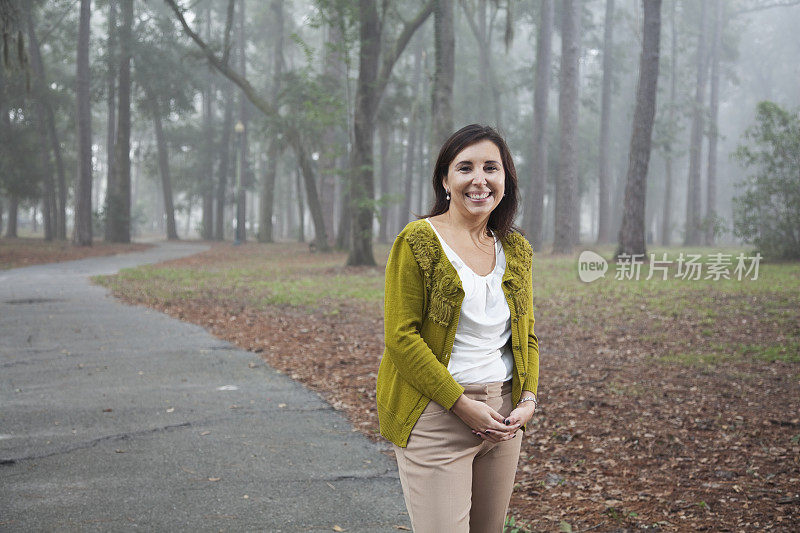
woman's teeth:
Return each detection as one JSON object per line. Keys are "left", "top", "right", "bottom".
{"left": 466, "top": 192, "right": 491, "bottom": 200}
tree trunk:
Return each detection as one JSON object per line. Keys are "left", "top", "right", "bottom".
{"left": 525, "top": 0, "right": 552, "bottom": 250}
{"left": 460, "top": 0, "right": 504, "bottom": 129}
{"left": 24, "top": 2, "right": 55, "bottom": 241}
{"left": 105, "top": 0, "right": 117, "bottom": 240}
{"left": 73, "top": 0, "right": 93, "bottom": 246}
{"left": 616, "top": 0, "right": 661, "bottom": 259}
{"left": 661, "top": 0, "right": 677, "bottom": 245}
{"left": 105, "top": 0, "right": 132, "bottom": 243}
{"left": 336, "top": 176, "right": 351, "bottom": 250}
{"left": 235, "top": 0, "right": 248, "bottom": 243}
{"left": 295, "top": 166, "right": 304, "bottom": 242}
{"left": 201, "top": 1, "right": 214, "bottom": 240}
{"left": 704, "top": 0, "right": 722, "bottom": 245}
{"left": 6, "top": 195, "right": 18, "bottom": 238}
{"left": 258, "top": 0, "right": 284, "bottom": 244}
{"left": 398, "top": 35, "right": 423, "bottom": 232}
{"left": 319, "top": 10, "right": 345, "bottom": 246}
{"left": 596, "top": 0, "right": 615, "bottom": 243}
{"left": 215, "top": 90, "right": 234, "bottom": 241}
{"left": 553, "top": 0, "right": 580, "bottom": 254}
{"left": 378, "top": 120, "right": 391, "bottom": 244}
{"left": 288, "top": 128, "right": 329, "bottom": 250}
{"left": 431, "top": 0, "right": 454, "bottom": 152}
{"left": 260, "top": 138, "right": 280, "bottom": 243}
{"left": 347, "top": 0, "right": 381, "bottom": 266}
{"left": 684, "top": 0, "right": 708, "bottom": 246}
{"left": 146, "top": 91, "right": 178, "bottom": 240}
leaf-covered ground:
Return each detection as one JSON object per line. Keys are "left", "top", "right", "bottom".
{"left": 94, "top": 241, "right": 800, "bottom": 532}
{"left": 0, "top": 237, "right": 152, "bottom": 270}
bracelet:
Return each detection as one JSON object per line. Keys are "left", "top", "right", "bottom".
{"left": 517, "top": 395, "right": 538, "bottom": 409}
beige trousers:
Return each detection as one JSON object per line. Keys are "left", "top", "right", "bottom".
{"left": 392, "top": 380, "right": 523, "bottom": 533}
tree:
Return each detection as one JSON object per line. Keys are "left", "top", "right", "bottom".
{"left": 683, "top": 0, "right": 708, "bottom": 246}
{"left": 105, "top": 0, "right": 133, "bottom": 243}
{"left": 430, "top": 0, "right": 454, "bottom": 151}
{"left": 235, "top": 0, "right": 248, "bottom": 243}
{"left": 346, "top": 0, "right": 434, "bottom": 265}
{"left": 659, "top": 0, "right": 678, "bottom": 246}
{"left": 397, "top": 33, "right": 424, "bottom": 232}
{"left": 73, "top": 0, "right": 92, "bottom": 246}
{"left": 553, "top": 0, "right": 580, "bottom": 254}
{"left": 143, "top": 86, "right": 178, "bottom": 240}
{"left": 105, "top": 0, "right": 117, "bottom": 239}
{"left": 318, "top": 4, "right": 350, "bottom": 246}
{"left": 704, "top": 0, "right": 723, "bottom": 245}
{"left": 525, "top": 0, "right": 552, "bottom": 251}
{"left": 616, "top": 0, "right": 662, "bottom": 259}
{"left": 733, "top": 101, "right": 800, "bottom": 260}
{"left": 200, "top": 0, "right": 215, "bottom": 240}
{"left": 257, "top": 0, "right": 284, "bottom": 244}
{"left": 596, "top": 0, "right": 615, "bottom": 244}
{"left": 23, "top": 1, "right": 56, "bottom": 240}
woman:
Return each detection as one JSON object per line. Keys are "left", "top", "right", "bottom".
{"left": 377, "top": 124, "right": 540, "bottom": 532}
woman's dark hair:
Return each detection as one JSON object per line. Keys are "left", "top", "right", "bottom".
{"left": 419, "top": 124, "right": 522, "bottom": 241}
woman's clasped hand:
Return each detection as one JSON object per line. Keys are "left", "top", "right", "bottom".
{"left": 451, "top": 394, "right": 535, "bottom": 443}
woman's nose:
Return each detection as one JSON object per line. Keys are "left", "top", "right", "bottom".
{"left": 472, "top": 172, "right": 488, "bottom": 184}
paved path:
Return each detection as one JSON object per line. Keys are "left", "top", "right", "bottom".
{"left": 0, "top": 242, "right": 407, "bottom": 532}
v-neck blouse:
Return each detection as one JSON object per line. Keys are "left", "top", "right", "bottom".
{"left": 425, "top": 217, "right": 514, "bottom": 384}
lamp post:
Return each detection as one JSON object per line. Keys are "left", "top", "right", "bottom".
{"left": 233, "top": 120, "right": 245, "bottom": 245}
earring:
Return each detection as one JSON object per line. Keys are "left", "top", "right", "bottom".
{"left": 446, "top": 190, "right": 451, "bottom": 201}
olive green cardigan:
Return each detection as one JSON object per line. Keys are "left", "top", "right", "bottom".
{"left": 377, "top": 218, "right": 540, "bottom": 448}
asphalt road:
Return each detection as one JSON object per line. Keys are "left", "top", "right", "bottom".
{"left": 0, "top": 241, "right": 407, "bottom": 532}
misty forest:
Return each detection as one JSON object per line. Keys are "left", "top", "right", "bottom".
{"left": 1, "top": 0, "right": 798, "bottom": 262}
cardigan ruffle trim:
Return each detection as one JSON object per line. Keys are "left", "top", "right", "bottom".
{"left": 401, "top": 219, "right": 533, "bottom": 327}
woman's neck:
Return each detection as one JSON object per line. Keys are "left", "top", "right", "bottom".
{"left": 439, "top": 210, "right": 492, "bottom": 242}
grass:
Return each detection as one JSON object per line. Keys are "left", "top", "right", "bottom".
{"left": 93, "top": 241, "right": 800, "bottom": 369}
{"left": 93, "top": 242, "right": 391, "bottom": 312}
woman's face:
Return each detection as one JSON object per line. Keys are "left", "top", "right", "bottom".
{"left": 442, "top": 139, "right": 505, "bottom": 221}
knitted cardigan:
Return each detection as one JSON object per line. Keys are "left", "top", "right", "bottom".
{"left": 377, "top": 218, "right": 539, "bottom": 448}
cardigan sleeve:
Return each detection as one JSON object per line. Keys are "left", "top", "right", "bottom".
{"left": 383, "top": 235, "right": 465, "bottom": 410}
{"left": 522, "top": 256, "right": 540, "bottom": 396}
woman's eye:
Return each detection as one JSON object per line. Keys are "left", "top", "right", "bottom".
{"left": 485, "top": 165, "right": 498, "bottom": 171}
{"left": 458, "top": 167, "right": 472, "bottom": 173}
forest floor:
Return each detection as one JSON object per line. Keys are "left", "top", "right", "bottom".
{"left": 0, "top": 236, "right": 152, "bottom": 270}
{"left": 92, "top": 240, "right": 800, "bottom": 532}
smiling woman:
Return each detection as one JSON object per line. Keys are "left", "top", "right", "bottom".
{"left": 377, "top": 124, "right": 540, "bottom": 532}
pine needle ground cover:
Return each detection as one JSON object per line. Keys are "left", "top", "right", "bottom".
{"left": 94, "top": 242, "right": 800, "bottom": 531}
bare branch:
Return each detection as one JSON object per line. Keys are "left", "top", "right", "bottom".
{"left": 732, "top": 0, "right": 800, "bottom": 16}
{"left": 221, "top": 0, "right": 234, "bottom": 65}
{"left": 163, "top": 0, "right": 279, "bottom": 121}
{"left": 376, "top": 0, "right": 435, "bottom": 100}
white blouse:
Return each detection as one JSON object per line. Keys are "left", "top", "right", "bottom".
{"left": 425, "top": 218, "right": 514, "bottom": 384}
